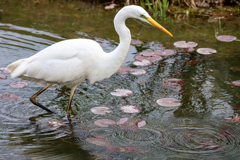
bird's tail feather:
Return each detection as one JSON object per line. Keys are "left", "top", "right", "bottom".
{"left": 7, "top": 59, "right": 27, "bottom": 78}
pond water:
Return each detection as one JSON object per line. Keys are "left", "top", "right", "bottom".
{"left": 1, "top": 1, "right": 240, "bottom": 160}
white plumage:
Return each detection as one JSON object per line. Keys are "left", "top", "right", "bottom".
{"left": 7, "top": 5, "right": 172, "bottom": 117}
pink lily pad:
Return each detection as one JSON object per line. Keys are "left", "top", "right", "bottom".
{"left": 232, "top": 81, "right": 240, "bottom": 86}
{"left": 116, "top": 66, "right": 132, "bottom": 74}
{"left": 130, "top": 69, "right": 146, "bottom": 75}
{"left": 197, "top": 48, "right": 217, "bottom": 55}
{"left": 46, "top": 121, "right": 65, "bottom": 127}
{"left": 133, "top": 60, "right": 152, "bottom": 66}
{"left": 224, "top": 114, "right": 240, "bottom": 123}
{"left": 86, "top": 136, "right": 110, "bottom": 147}
{"left": 139, "top": 51, "right": 154, "bottom": 56}
{"left": 135, "top": 55, "right": 162, "bottom": 62}
{"left": 94, "top": 119, "right": 115, "bottom": 127}
{"left": 216, "top": 35, "right": 237, "bottom": 42}
{"left": 111, "top": 89, "right": 133, "bottom": 97}
{"left": 0, "top": 67, "right": 10, "bottom": 73}
{"left": 1, "top": 93, "right": 20, "bottom": 101}
{"left": 174, "top": 41, "right": 198, "bottom": 48}
{"left": 117, "top": 118, "right": 146, "bottom": 130}
{"left": 120, "top": 105, "right": 140, "bottom": 113}
{"left": 90, "top": 107, "right": 112, "bottom": 115}
{"left": 9, "top": 81, "right": 28, "bottom": 88}
{"left": 156, "top": 98, "right": 181, "bottom": 107}
{"left": 0, "top": 73, "right": 6, "bottom": 79}
{"left": 161, "top": 79, "right": 185, "bottom": 92}
{"left": 154, "top": 49, "right": 174, "bottom": 56}
{"left": 131, "top": 40, "right": 142, "bottom": 45}
{"left": 105, "top": 3, "right": 116, "bottom": 10}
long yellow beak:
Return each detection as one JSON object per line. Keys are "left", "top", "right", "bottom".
{"left": 147, "top": 17, "right": 173, "bottom": 37}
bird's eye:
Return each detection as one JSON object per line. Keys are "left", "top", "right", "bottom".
{"left": 140, "top": 14, "right": 147, "bottom": 19}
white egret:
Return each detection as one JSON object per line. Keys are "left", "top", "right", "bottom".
{"left": 7, "top": 5, "right": 172, "bottom": 117}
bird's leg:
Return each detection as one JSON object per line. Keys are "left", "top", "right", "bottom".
{"left": 30, "top": 84, "right": 57, "bottom": 115}
{"left": 66, "top": 85, "right": 77, "bottom": 118}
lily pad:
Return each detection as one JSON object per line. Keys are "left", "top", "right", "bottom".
{"left": 116, "top": 66, "right": 132, "bottom": 74}
{"left": 46, "top": 121, "right": 65, "bottom": 127}
{"left": 154, "top": 49, "right": 174, "bottom": 56}
{"left": 1, "top": 93, "right": 20, "bottom": 101}
{"left": 133, "top": 60, "right": 152, "bottom": 66}
{"left": 139, "top": 51, "right": 154, "bottom": 57}
{"left": 197, "top": 48, "right": 217, "bottom": 55}
{"left": 174, "top": 41, "right": 198, "bottom": 48}
{"left": 0, "top": 74, "right": 6, "bottom": 79}
{"left": 216, "top": 35, "right": 237, "bottom": 42}
{"left": 91, "top": 107, "right": 112, "bottom": 115}
{"left": 161, "top": 79, "right": 185, "bottom": 92}
{"left": 117, "top": 118, "right": 146, "bottom": 130}
{"left": 232, "top": 81, "right": 240, "bottom": 86}
{"left": 110, "top": 89, "right": 133, "bottom": 97}
{"left": 104, "top": 3, "right": 116, "bottom": 10}
{"left": 201, "top": 141, "right": 226, "bottom": 150}
{"left": 135, "top": 55, "right": 162, "bottom": 62}
{"left": 131, "top": 40, "right": 142, "bottom": 45}
{"left": 86, "top": 136, "right": 110, "bottom": 147}
{"left": 120, "top": 105, "right": 140, "bottom": 113}
{"left": 156, "top": 98, "right": 181, "bottom": 107}
{"left": 130, "top": 69, "right": 146, "bottom": 75}
{"left": 9, "top": 81, "right": 28, "bottom": 88}
{"left": 94, "top": 119, "right": 115, "bottom": 127}
{"left": 224, "top": 114, "right": 240, "bottom": 123}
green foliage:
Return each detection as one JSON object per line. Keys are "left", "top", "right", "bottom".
{"left": 140, "top": 0, "right": 168, "bottom": 18}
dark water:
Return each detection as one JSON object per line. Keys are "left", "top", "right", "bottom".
{"left": 1, "top": 1, "right": 240, "bottom": 160}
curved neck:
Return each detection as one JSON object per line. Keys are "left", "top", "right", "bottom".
{"left": 103, "top": 10, "right": 131, "bottom": 71}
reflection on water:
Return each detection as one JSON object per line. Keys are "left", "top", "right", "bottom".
{"left": 1, "top": 1, "right": 240, "bottom": 160}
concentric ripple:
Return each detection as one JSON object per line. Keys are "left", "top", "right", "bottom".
{"left": 159, "top": 124, "right": 240, "bottom": 156}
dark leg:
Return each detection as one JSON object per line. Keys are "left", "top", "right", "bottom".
{"left": 30, "top": 84, "right": 57, "bottom": 115}
{"left": 66, "top": 85, "right": 77, "bottom": 117}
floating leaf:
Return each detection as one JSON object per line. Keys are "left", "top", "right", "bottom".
{"left": 115, "top": 66, "right": 132, "bottom": 74}
{"left": 86, "top": 136, "right": 110, "bottom": 147}
{"left": 94, "top": 119, "right": 115, "bottom": 127}
{"left": 232, "top": 106, "right": 240, "bottom": 110}
{"left": 46, "top": 121, "right": 65, "bottom": 127}
{"left": 156, "top": 98, "right": 181, "bottom": 107}
{"left": 135, "top": 55, "right": 162, "bottom": 62}
{"left": 130, "top": 69, "right": 146, "bottom": 75}
{"left": 9, "top": 81, "right": 28, "bottom": 88}
{"left": 174, "top": 41, "right": 198, "bottom": 48}
{"left": 154, "top": 49, "right": 174, "bottom": 56}
{"left": 139, "top": 51, "right": 154, "bottom": 57}
{"left": 130, "top": 40, "right": 142, "bottom": 45}
{"left": 161, "top": 79, "right": 185, "bottom": 92}
{"left": 216, "top": 35, "right": 237, "bottom": 42}
{"left": 186, "top": 59, "right": 198, "bottom": 65}
{"left": 91, "top": 107, "right": 112, "bottom": 115}
{"left": 201, "top": 141, "right": 226, "bottom": 150}
{"left": 197, "top": 48, "right": 217, "bottom": 55}
{"left": 232, "top": 81, "right": 240, "bottom": 86}
{"left": 117, "top": 118, "right": 146, "bottom": 130}
{"left": 120, "top": 105, "right": 140, "bottom": 113}
{"left": 106, "top": 146, "right": 125, "bottom": 152}
{"left": 183, "top": 47, "right": 195, "bottom": 52}
{"left": 133, "top": 60, "right": 152, "bottom": 66}
{"left": 224, "top": 114, "right": 240, "bottom": 123}
{"left": 110, "top": 89, "right": 133, "bottom": 97}
{"left": 1, "top": 93, "right": 20, "bottom": 101}
{"left": 105, "top": 3, "right": 116, "bottom": 10}
{"left": 0, "top": 73, "right": 6, "bottom": 79}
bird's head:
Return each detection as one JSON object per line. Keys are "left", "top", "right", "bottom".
{"left": 123, "top": 5, "right": 173, "bottom": 37}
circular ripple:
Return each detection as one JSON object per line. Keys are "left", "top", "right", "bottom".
{"left": 159, "top": 125, "right": 240, "bottom": 155}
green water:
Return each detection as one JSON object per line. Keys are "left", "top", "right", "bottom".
{"left": 0, "top": 1, "right": 240, "bottom": 159}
